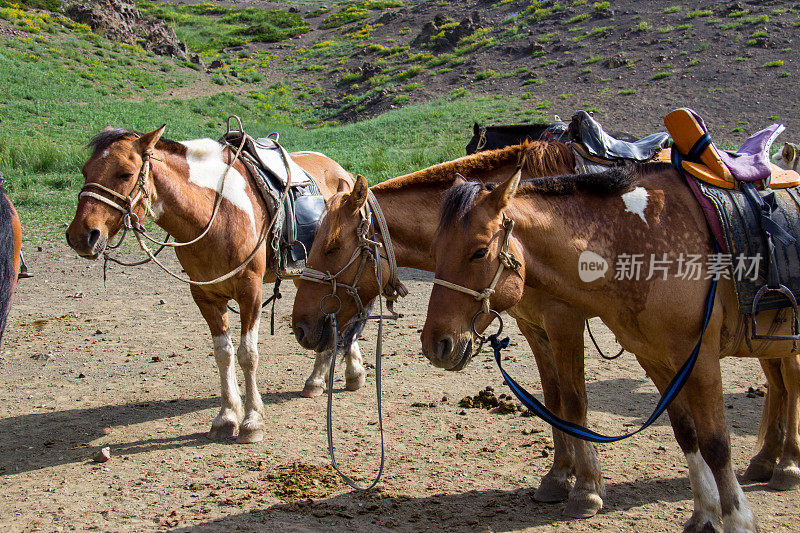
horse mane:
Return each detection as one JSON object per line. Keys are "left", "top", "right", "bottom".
{"left": 438, "top": 162, "right": 671, "bottom": 232}
{"left": 374, "top": 141, "right": 574, "bottom": 193}
{"left": 87, "top": 128, "right": 186, "bottom": 156}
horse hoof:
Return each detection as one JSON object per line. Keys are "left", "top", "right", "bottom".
{"left": 236, "top": 427, "right": 264, "bottom": 444}
{"left": 743, "top": 459, "right": 775, "bottom": 483}
{"left": 209, "top": 420, "right": 237, "bottom": 441}
{"left": 301, "top": 381, "right": 325, "bottom": 398}
{"left": 683, "top": 514, "right": 721, "bottom": 533}
{"left": 768, "top": 465, "right": 800, "bottom": 491}
{"left": 346, "top": 373, "right": 366, "bottom": 391}
{"left": 533, "top": 475, "right": 571, "bottom": 503}
{"left": 564, "top": 490, "right": 602, "bottom": 518}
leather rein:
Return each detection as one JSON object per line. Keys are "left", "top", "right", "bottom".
{"left": 297, "top": 189, "right": 407, "bottom": 491}
{"left": 432, "top": 214, "right": 522, "bottom": 350}
{"left": 79, "top": 119, "right": 293, "bottom": 287}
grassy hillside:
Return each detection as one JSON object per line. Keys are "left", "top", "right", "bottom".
{"left": 0, "top": 2, "right": 539, "bottom": 241}
{"left": 1, "top": 0, "right": 799, "bottom": 243}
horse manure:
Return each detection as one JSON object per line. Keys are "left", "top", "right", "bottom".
{"left": 746, "top": 386, "right": 766, "bottom": 398}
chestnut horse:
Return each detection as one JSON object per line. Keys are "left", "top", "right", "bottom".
{"left": 422, "top": 163, "right": 800, "bottom": 531}
{"left": 291, "top": 142, "right": 800, "bottom": 518}
{"left": 0, "top": 185, "right": 22, "bottom": 346}
{"left": 66, "top": 126, "right": 366, "bottom": 443}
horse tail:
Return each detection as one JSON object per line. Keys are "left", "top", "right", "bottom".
{"left": 0, "top": 187, "right": 21, "bottom": 347}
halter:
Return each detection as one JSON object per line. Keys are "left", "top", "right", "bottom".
{"left": 432, "top": 215, "right": 522, "bottom": 315}
{"left": 298, "top": 190, "right": 408, "bottom": 326}
{"left": 79, "top": 150, "right": 157, "bottom": 221}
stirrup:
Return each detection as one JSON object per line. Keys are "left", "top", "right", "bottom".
{"left": 749, "top": 284, "right": 800, "bottom": 341}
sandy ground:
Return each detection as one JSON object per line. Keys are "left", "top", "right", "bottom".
{"left": 0, "top": 245, "right": 798, "bottom": 532}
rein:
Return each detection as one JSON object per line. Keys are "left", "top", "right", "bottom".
{"left": 298, "top": 190, "right": 407, "bottom": 490}
{"left": 83, "top": 117, "right": 293, "bottom": 287}
{"left": 436, "top": 212, "right": 721, "bottom": 442}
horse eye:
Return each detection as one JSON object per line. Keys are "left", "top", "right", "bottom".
{"left": 324, "top": 246, "right": 340, "bottom": 256}
{"left": 470, "top": 248, "right": 489, "bottom": 261}
{"left": 118, "top": 173, "right": 133, "bottom": 180}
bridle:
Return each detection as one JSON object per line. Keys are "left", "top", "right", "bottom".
{"left": 298, "top": 190, "right": 408, "bottom": 327}
{"left": 76, "top": 118, "right": 288, "bottom": 287}
{"left": 79, "top": 149, "right": 157, "bottom": 225}
{"left": 432, "top": 214, "right": 522, "bottom": 347}
{"left": 296, "top": 189, "right": 407, "bottom": 492}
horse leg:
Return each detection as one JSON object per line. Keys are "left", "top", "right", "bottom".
{"left": 341, "top": 316, "right": 367, "bottom": 391}
{"left": 302, "top": 348, "right": 334, "bottom": 398}
{"left": 743, "top": 358, "right": 785, "bottom": 482}
{"left": 192, "top": 288, "right": 242, "bottom": 440}
{"left": 516, "top": 319, "right": 575, "bottom": 504}
{"left": 236, "top": 289, "right": 265, "bottom": 444}
{"left": 636, "top": 356, "right": 722, "bottom": 532}
{"left": 681, "top": 351, "right": 757, "bottom": 532}
{"left": 769, "top": 355, "right": 800, "bottom": 490}
{"left": 541, "top": 313, "right": 603, "bottom": 518}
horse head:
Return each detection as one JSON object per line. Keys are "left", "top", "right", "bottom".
{"left": 292, "top": 174, "right": 391, "bottom": 351}
{"left": 66, "top": 125, "right": 165, "bottom": 259}
{"left": 421, "top": 170, "right": 526, "bottom": 371}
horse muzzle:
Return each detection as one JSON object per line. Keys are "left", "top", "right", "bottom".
{"left": 421, "top": 332, "right": 474, "bottom": 371}
{"left": 65, "top": 227, "right": 107, "bottom": 260}
{"left": 294, "top": 316, "right": 334, "bottom": 353}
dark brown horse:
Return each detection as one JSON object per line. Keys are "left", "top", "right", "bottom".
{"left": 292, "top": 142, "right": 799, "bottom": 518}
{"left": 0, "top": 185, "right": 22, "bottom": 346}
{"left": 66, "top": 126, "right": 365, "bottom": 443}
{"left": 422, "top": 163, "right": 800, "bottom": 530}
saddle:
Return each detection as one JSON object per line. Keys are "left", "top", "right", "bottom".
{"left": 665, "top": 108, "right": 799, "bottom": 190}
{"left": 569, "top": 110, "right": 671, "bottom": 165}
{"left": 665, "top": 108, "right": 800, "bottom": 345}
{"left": 221, "top": 126, "right": 324, "bottom": 274}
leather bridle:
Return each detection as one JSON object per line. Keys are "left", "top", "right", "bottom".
{"left": 299, "top": 189, "right": 408, "bottom": 326}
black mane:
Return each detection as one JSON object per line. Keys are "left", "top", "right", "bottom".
{"left": 87, "top": 128, "right": 186, "bottom": 155}
{"left": 438, "top": 163, "right": 669, "bottom": 231}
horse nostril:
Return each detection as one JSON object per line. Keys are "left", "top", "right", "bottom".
{"left": 435, "top": 336, "right": 453, "bottom": 361}
{"left": 87, "top": 229, "right": 101, "bottom": 249}
{"left": 294, "top": 325, "right": 306, "bottom": 344}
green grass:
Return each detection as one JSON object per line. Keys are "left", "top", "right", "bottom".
{"left": 618, "top": 89, "right": 636, "bottom": 95}
{"left": 651, "top": 71, "right": 674, "bottom": 81}
{"left": 664, "top": 6, "right": 682, "bottom": 14}
{"left": 764, "top": 60, "right": 784, "bottom": 67}
{"left": 135, "top": 1, "right": 309, "bottom": 53}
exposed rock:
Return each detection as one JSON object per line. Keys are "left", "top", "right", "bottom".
{"left": 93, "top": 446, "right": 111, "bottom": 463}
{"left": 65, "top": 1, "right": 187, "bottom": 59}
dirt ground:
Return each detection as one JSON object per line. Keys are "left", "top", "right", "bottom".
{"left": 0, "top": 246, "right": 798, "bottom": 532}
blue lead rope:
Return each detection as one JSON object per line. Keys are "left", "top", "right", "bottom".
{"left": 491, "top": 275, "right": 719, "bottom": 443}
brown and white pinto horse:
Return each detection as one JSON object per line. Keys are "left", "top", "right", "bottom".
{"left": 66, "top": 126, "right": 366, "bottom": 443}
{"left": 421, "top": 164, "right": 800, "bottom": 531}
{"left": 292, "top": 143, "right": 800, "bottom": 519}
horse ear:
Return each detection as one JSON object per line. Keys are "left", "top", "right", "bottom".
{"left": 487, "top": 167, "right": 522, "bottom": 211}
{"left": 454, "top": 172, "right": 468, "bottom": 186}
{"left": 473, "top": 122, "right": 480, "bottom": 135}
{"left": 337, "top": 179, "right": 350, "bottom": 193}
{"left": 136, "top": 124, "right": 166, "bottom": 154}
{"left": 346, "top": 174, "right": 369, "bottom": 213}
{"left": 784, "top": 143, "right": 796, "bottom": 162}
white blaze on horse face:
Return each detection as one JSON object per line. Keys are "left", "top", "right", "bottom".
{"left": 181, "top": 139, "right": 256, "bottom": 234}
{"left": 621, "top": 186, "right": 649, "bottom": 226}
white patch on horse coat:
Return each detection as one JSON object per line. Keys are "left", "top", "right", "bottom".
{"left": 686, "top": 451, "right": 721, "bottom": 519}
{"left": 101, "top": 149, "right": 110, "bottom": 159}
{"left": 181, "top": 139, "right": 256, "bottom": 233}
{"left": 621, "top": 186, "right": 649, "bottom": 225}
{"left": 150, "top": 200, "right": 164, "bottom": 221}
{"left": 292, "top": 150, "right": 327, "bottom": 158}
